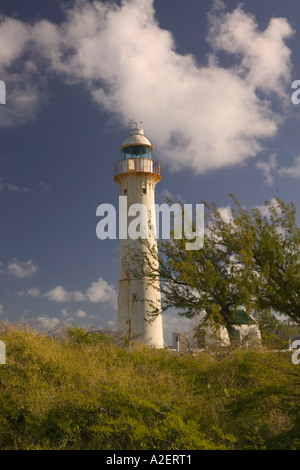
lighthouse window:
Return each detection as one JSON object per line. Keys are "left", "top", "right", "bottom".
{"left": 142, "top": 187, "right": 146, "bottom": 194}
{"left": 132, "top": 294, "right": 138, "bottom": 301}
{"left": 121, "top": 146, "right": 152, "bottom": 160}
{"left": 123, "top": 189, "right": 127, "bottom": 195}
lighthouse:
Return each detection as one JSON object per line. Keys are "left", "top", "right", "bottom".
{"left": 114, "top": 125, "right": 164, "bottom": 348}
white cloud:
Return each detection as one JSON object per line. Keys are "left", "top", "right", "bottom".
{"left": 27, "top": 287, "right": 41, "bottom": 297}
{"left": 36, "top": 314, "right": 75, "bottom": 331}
{"left": 18, "top": 287, "right": 41, "bottom": 297}
{"left": 0, "top": 17, "right": 30, "bottom": 67}
{"left": 208, "top": 0, "right": 293, "bottom": 96}
{"left": 7, "top": 183, "right": 33, "bottom": 193}
{"left": 0, "top": 16, "right": 46, "bottom": 128}
{"left": 72, "top": 291, "right": 87, "bottom": 302}
{"left": 256, "top": 154, "right": 278, "bottom": 185}
{"left": 44, "top": 285, "right": 73, "bottom": 302}
{"left": 278, "top": 155, "right": 300, "bottom": 179}
{"left": 42, "top": 277, "right": 117, "bottom": 309}
{"left": 36, "top": 315, "right": 60, "bottom": 331}
{"left": 158, "top": 188, "right": 185, "bottom": 204}
{"left": 75, "top": 309, "right": 87, "bottom": 318}
{"left": 218, "top": 205, "right": 233, "bottom": 223}
{"left": 252, "top": 199, "right": 281, "bottom": 220}
{"left": 61, "top": 307, "right": 86, "bottom": 321}
{"left": 0, "top": 0, "right": 294, "bottom": 173}
{"left": 86, "top": 277, "right": 117, "bottom": 308}
{"left": 0, "top": 177, "right": 33, "bottom": 193}
{"left": 8, "top": 259, "right": 38, "bottom": 278}
{"left": 257, "top": 154, "right": 300, "bottom": 182}
{"left": 54, "top": 0, "right": 292, "bottom": 174}
{"left": 105, "top": 320, "right": 117, "bottom": 330}
{"left": 61, "top": 308, "right": 69, "bottom": 318}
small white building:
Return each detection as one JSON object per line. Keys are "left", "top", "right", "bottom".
{"left": 171, "top": 331, "right": 189, "bottom": 352}
{"left": 188, "top": 310, "right": 262, "bottom": 349}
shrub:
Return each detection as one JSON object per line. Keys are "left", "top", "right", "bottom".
{"left": 0, "top": 321, "right": 299, "bottom": 449}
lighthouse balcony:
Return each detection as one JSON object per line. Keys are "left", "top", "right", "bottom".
{"left": 114, "top": 158, "right": 161, "bottom": 182}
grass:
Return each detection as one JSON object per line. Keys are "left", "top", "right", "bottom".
{"left": 0, "top": 321, "right": 300, "bottom": 450}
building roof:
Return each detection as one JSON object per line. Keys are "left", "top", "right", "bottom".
{"left": 120, "top": 126, "right": 154, "bottom": 150}
{"left": 231, "top": 309, "right": 256, "bottom": 325}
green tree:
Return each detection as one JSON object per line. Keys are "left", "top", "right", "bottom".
{"left": 132, "top": 195, "right": 300, "bottom": 343}
{"left": 255, "top": 309, "right": 298, "bottom": 349}
{"left": 225, "top": 196, "right": 300, "bottom": 323}
{"left": 244, "top": 198, "right": 300, "bottom": 324}
{"left": 133, "top": 197, "right": 257, "bottom": 343}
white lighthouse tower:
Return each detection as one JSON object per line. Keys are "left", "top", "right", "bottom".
{"left": 114, "top": 125, "right": 164, "bottom": 348}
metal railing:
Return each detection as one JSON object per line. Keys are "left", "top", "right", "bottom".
{"left": 114, "top": 158, "right": 161, "bottom": 179}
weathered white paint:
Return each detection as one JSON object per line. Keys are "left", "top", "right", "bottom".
{"left": 114, "top": 128, "right": 164, "bottom": 348}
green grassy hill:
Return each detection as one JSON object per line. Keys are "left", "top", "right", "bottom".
{"left": 0, "top": 321, "right": 300, "bottom": 450}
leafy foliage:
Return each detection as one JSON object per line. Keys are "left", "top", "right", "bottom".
{"left": 256, "top": 310, "right": 298, "bottom": 350}
{"left": 132, "top": 196, "right": 300, "bottom": 342}
{"left": 0, "top": 322, "right": 300, "bottom": 449}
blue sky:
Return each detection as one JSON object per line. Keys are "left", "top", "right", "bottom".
{"left": 0, "top": 0, "right": 300, "bottom": 345}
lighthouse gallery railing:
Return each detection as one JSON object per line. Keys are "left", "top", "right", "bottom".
{"left": 114, "top": 159, "right": 161, "bottom": 179}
